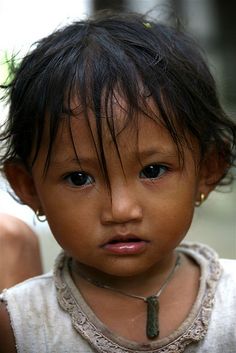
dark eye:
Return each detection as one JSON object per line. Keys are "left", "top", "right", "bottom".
{"left": 65, "top": 172, "right": 94, "bottom": 187}
{"left": 139, "top": 164, "right": 167, "bottom": 179}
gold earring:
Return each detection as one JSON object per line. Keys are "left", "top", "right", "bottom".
{"left": 35, "top": 209, "right": 47, "bottom": 222}
{"left": 195, "top": 193, "right": 205, "bottom": 207}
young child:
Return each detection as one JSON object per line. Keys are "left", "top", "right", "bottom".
{"left": 0, "top": 11, "right": 236, "bottom": 353}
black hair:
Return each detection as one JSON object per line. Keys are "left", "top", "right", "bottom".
{"left": 0, "top": 10, "right": 236, "bottom": 185}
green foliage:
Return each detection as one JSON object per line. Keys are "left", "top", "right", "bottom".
{"left": 0, "top": 51, "right": 21, "bottom": 86}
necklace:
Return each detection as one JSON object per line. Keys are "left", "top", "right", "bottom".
{"left": 71, "top": 254, "right": 181, "bottom": 340}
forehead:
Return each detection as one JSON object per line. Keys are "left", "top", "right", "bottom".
{"left": 36, "top": 95, "right": 198, "bottom": 173}
{"left": 46, "top": 108, "right": 178, "bottom": 164}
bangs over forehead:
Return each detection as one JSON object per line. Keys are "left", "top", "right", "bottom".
{"left": 1, "top": 12, "right": 235, "bottom": 184}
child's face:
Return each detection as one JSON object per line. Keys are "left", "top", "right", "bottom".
{"left": 13, "top": 102, "right": 208, "bottom": 277}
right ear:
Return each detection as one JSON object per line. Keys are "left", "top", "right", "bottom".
{"left": 4, "top": 161, "right": 41, "bottom": 212}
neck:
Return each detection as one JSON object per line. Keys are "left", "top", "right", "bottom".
{"left": 70, "top": 252, "right": 181, "bottom": 340}
{"left": 70, "top": 251, "right": 179, "bottom": 296}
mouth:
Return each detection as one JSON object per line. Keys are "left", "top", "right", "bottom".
{"left": 102, "top": 235, "right": 149, "bottom": 255}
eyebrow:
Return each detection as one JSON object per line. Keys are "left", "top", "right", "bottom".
{"left": 137, "top": 148, "right": 177, "bottom": 159}
{"left": 50, "top": 156, "right": 96, "bottom": 167}
{"left": 51, "top": 147, "right": 177, "bottom": 166}
{"left": 51, "top": 148, "right": 178, "bottom": 165}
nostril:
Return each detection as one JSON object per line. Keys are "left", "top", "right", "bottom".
{"left": 101, "top": 195, "right": 143, "bottom": 225}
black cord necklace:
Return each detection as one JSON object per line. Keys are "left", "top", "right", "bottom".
{"left": 72, "top": 254, "right": 181, "bottom": 339}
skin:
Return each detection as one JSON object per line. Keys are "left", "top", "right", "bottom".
{"left": 0, "top": 214, "right": 42, "bottom": 353}
{"left": 0, "top": 100, "right": 224, "bottom": 348}
{"left": 0, "top": 214, "right": 42, "bottom": 292}
{"left": 29, "top": 111, "right": 206, "bottom": 279}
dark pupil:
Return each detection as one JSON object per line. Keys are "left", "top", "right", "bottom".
{"left": 70, "top": 172, "right": 87, "bottom": 185}
{"left": 143, "top": 165, "right": 160, "bottom": 178}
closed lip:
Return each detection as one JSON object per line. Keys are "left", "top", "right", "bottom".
{"left": 101, "top": 234, "right": 149, "bottom": 247}
{"left": 101, "top": 234, "right": 149, "bottom": 255}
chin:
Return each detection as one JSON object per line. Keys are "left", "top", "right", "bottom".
{"left": 99, "top": 261, "right": 152, "bottom": 278}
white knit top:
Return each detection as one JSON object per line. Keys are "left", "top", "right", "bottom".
{"left": 1, "top": 243, "right": 236, "bottom": 353}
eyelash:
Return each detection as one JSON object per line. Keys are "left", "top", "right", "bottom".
{"left": 63, "top": 172, "right": 95, "bottom": 187}
{"left": 63, "top": 164, "right": 168, "bottom": 188}
{"left": 139, "top": 164, "right": 168, "bottom": 180}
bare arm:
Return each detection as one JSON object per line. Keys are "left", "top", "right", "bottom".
{"left": 0, "top": 214, "right": 43, "bottom": 291}
{"left": 0, "top": 301, "right": 17, "bottom": 353}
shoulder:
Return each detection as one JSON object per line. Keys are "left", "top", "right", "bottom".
{"left": 218, "top": 258, "right": 236, "bottom": 294}
{"left": 1, "top": 251, "right": 66, "bottom": 312}
{"left": 1, "top": 271, "right": 55, "bottom": 325}
{"left": 220, "top": 258, "right": 236, "bottom": 273}
{"left": 0, "top": 300, "right": 17, "bottom": 353}
{"left": 1, "top": 271, "right": 54, "bottom": 302}
{"left": 201, "top": 259, "right": 236, "bottom": 348}
{"left": 179, "top": 243, "right": 236, "bottom": 346}
{"left": 180, "top": 242, "right": 236, "bottom": 290}
{"left": 0, "top": 272, "right": 57, "bottom": 352}
{"left": 0, "top": 256, "right": 93, "bottom": 353}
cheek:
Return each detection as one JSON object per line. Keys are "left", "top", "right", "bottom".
{"left": 148, "top": 190, "right": 195, "bottom": 239}
{"left": 38, "top": 195, "right": 95, "bottom": 246}
{"left": 46, "top": 215, "right": 94, "bottom": 262}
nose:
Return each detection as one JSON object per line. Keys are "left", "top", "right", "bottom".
{"left": 101, "top": 183, "right": 143, "bottom": 224}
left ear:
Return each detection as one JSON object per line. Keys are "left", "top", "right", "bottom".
{"left": 197, "top": 147, "right": 228, "bottom": 198}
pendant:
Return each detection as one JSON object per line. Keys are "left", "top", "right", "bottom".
{"left": 146, "top": 296, "right": 159, "bottom": 339}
